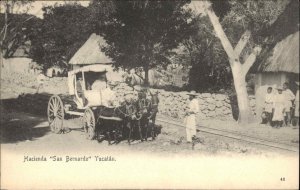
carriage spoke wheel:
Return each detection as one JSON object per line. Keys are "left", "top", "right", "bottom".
{"left": 84, "top": 108, "right": 96, "bottom": 140}
{"left": 47, "top": 95, "right": 64, "bottom": 134}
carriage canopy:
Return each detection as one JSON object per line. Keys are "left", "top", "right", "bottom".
{"left": 68, "top": 65, "right": 110, "bottom": 95}
{"left": 68, "top": 64, "right": 110, "bottom": 76}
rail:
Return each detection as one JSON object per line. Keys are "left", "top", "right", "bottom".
{"left": 156, "top": 116, "right": 299, "bottom": 153}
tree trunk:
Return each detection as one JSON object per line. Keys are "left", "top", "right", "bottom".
{"left": 198, "top": 1, "right": 258, "bottom": 124}
{"left": 231, "top": 61, "right": 253, "bottom": 124}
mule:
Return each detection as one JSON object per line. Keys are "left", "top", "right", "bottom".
{"left": 94, "top": 105, "right": 127, "bottom": 145}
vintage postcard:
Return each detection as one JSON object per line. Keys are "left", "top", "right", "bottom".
{"left": 1, "top": 0, "right": 299, "bottom": 189}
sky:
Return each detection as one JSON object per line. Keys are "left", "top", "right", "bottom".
{"left": 0, "top": 1, "right": 90, "bottom": 19}
{"left": 29, "top": 1, "right": 90, "bottom": 18}
{"left": 1, "top": 1, "right": 205, "bottom": 19}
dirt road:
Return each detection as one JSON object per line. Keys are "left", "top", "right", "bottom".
{"left": 1, "top": 109, "right": 298, "bottom": 158}
{"left": 1, "top": 72, "right": 299, "bottom": 157}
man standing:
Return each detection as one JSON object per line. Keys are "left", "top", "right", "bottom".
{"left": 262, "top": 87, "right": 274, "bottom": 126}
{"left": 282, "top": 82, "right": 295, "bottom": 126}
{"left": 185, "top": 91, "right": 199, "bottom": 143}
{"left": 272, "top": 86, "right": 286, "bottom": 128}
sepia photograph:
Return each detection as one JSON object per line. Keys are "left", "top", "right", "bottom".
{"left": 0, "top": 0, "right": 299, "bottom": 189}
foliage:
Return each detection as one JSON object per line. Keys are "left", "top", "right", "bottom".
{"left": 180, "top": 0, "right": 291, "bottom": 93}
{"left": 98, "top": 0, "right": 191, "bottom": 85}
{"left": 220, "top": 0, "right": 289, "bottom": 62}
{"left": 180, "top": 10, "right": 232, "bottom": 92}
{"left": 211, "top": 0, "right": 231, "bottom": 20}
{"left": 0, "top": 0, "right": 35, "bottom": 58}
{"left": 30, "top": 3, "right": 94, "bottom": 69}
{"left": 0, "top": 13, "right": 41, "bottom": 57}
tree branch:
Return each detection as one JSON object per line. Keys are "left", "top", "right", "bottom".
{"left": 234, "top": 30, "right": 251, "bottom": 56}
{"left": 201, "top": 1, "right": 237, "bottom": 63}
{"left": 242, "top": 46, "right": 261, "bottom": 74}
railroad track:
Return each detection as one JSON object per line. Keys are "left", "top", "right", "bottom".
{"left": 156, "top": 116, "right": 299, "bottom": 153}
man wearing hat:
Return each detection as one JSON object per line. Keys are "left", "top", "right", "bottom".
{"left": 184, "top": 91, "right": 199, "bottom": 143}
{"left": 272, "top": 86, "right": 286, "bottom": 128}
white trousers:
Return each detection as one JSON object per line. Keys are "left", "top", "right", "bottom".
{"left": 185, "top": 114, "right": 196, "bottom": 142}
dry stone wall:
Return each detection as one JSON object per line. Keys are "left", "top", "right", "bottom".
{"left": 157, "top": 90, "right": 234, "bottom": 120}
{"left": 113, "top": 83, "right": 236, "bottom": 121}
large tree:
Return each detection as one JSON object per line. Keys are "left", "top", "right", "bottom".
{"left": 30, "top": 2, "right": 94, "bottom": 69}
{"left": 99, "top": 0, "right": 191, "bottom": 86}
{"left": 190, "top": 0, "right": 289, "bottom": 124}
{"left": 0, "top": 0, "right": 35, "bottom": 59}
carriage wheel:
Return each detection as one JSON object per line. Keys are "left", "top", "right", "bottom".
{"left": 47, "top": 95, "right": 64, "bottom": 134}
{"left": 84, "top": 108, "right": 96, "bottom": 140}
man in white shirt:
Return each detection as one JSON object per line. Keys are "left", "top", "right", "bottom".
{"left": 282, "top": 82, "right": 295, "bottom": 126}
{"left": 184, "top": 91, "right": 199, "bottom": 143}
{"left": 272, "top": 87, "right": 286, "bottom": 128}
{"left": 262, "top": 87, "right": 274, "bottom": 125}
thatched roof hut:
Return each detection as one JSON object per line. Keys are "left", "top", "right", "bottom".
{"left": 69, "top": 33, "right": 112, "bottom": 65}
{"left": 254, "top": 31, "right": 299, "bottom": 120}
{"left": 255, "top": 31, "right": 299, "bottom": 74}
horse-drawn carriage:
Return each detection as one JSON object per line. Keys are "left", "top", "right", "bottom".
{"left": 47, "top": 65, "right": 159, "bottom": 144}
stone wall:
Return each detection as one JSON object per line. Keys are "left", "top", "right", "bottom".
{"left": 113, "top": 83, "right": 236, "bottom": 121}
{"left": 157, "top": 90, "right": 234, "bottom": 120}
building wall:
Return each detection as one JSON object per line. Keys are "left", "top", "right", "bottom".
{"left": 2, "top": 58, "right": 33, "bottom": 74}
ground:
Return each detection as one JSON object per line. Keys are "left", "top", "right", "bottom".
{"left": 1, "top": 71, "right": 299, "bottom": 189}
{"left": 1, "top": 71, "right": 299, "bottom": 157}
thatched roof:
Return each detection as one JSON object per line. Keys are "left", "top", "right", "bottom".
{"left": 254, "top": 31, "right": 299, "bottom": 74}
{"left": 69, "top": 33, "right": 112, "bottom": 65}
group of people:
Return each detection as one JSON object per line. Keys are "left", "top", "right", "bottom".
{"left": 262, "top": 82, "right": 299, "bottom": 128}
{"left": 184, "top": 81, "right": 300, "bottom": 144}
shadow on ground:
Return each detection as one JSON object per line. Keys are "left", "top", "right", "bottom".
{"left": 1, "top": 95, "right": 51, "bottom": 144}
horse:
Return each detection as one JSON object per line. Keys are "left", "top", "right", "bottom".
{"left": 145, "top": 91, "right": 160, "bottom": 140}
{"left": 94, "top": 104, "right": 128, "bottom": 145}
{"left": 118, "top": 100, "right": 144, "bottom": 144}
{"left": 135, "top": 91, "right": 153, "bottom": 141}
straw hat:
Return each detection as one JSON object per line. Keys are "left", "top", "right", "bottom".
{"left": 187, "top": 90, "right": 198, "bottom": 96}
